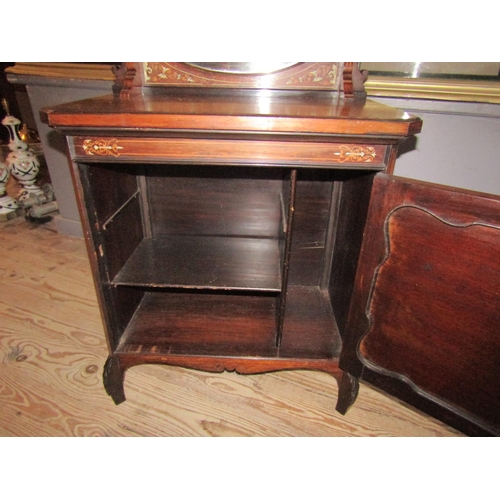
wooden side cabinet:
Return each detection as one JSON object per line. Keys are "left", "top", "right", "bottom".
{"left": 41, "top": 63, "right": 500, "bottom": 436}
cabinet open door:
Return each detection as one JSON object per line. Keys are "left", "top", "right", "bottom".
{"left": 340, "top": 173, "right": 500, "bottom": 436}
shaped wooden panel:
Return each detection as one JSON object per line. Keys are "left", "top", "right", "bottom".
{"left": 344, "top": 173, "right": 500, "bottom": 435}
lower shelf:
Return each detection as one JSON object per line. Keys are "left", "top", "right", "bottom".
{"left": 115, "top": 286, "right": 341, "bottom": 360}
{"left": 117, "top": 290, "right": 278, "bottom": 357}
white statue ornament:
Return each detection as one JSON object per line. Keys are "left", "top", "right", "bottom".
{"left": 2, "top": 114, "right": 43, "bottom": 202}
{"left": 0, "top": 158, "right": 19, "bottom": 216}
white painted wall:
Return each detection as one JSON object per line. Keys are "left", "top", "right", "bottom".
{"left": 373, "top": 97, "right": 500, "bottom": 196}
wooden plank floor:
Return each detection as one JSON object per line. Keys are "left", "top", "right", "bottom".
{"left": 0, "top": 216, "right": 463, "bottom": 436}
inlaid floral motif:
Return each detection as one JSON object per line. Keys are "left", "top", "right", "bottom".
{"left": 145, "top": 63, "right": 196, "bottom": 84}
{"left": 285, "top": 64, "right": 339, "bottom": 87}
{"left": 83, "top": 139, "right": 124, "bottom": 157}
{"left": 335, "top": 146, "right": 377, "bottom": 163}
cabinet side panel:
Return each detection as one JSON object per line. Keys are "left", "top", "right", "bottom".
{"left": 101, "top": 195, "right": 144, "bottom": 280}
{"left": 80, "top": 163, "right": 144, "bottom": 282}
{"left": 76, "top": 163, "right": 145, "bottom": 351}
{"left": 104, "top": 285, "right": 145, "bottom": 350}
{"left": 86, "top": 163, "right": 140, "bottom": 225}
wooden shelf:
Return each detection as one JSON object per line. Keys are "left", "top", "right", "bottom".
{"left": 112, "top": 235, "right": 283, "bottom": 292}
{"left": 115, "top": 286, "right": 341, "bottom": 361}
{"left": 117, "top": 291, "right": 279, "bottom": 357}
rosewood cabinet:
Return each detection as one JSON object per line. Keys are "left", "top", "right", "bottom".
{"left": 41, "top": 63, "right": 500, "bottom": 436}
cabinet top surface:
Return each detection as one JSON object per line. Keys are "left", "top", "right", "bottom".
{"left": 41, "top": 91, "right": 422, "bottom": 138}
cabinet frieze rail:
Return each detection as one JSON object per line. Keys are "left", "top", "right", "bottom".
{"left": 74, "top": 137, "right": 387, "bottom": 168}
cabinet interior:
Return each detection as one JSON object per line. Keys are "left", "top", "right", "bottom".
{"left": 79, "top": 162, "right": 375, "bottom": 363}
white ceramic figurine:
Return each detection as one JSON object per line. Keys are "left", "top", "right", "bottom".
{"left": 2, "top": 113, "right": 43, "bottom": 202}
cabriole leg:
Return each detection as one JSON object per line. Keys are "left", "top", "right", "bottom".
{"left": 103, "top": 355, "right": 126, "bottom": 405}
{"left": 336, "top": 371, "right": 359, "bottom": 415}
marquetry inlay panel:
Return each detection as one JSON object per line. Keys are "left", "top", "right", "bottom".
{"left": 143, "top": 62, "right": 343, "bottom": 91}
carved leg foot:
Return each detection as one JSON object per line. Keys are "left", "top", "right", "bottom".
{"left": 103, "top": 355, "right": 126, "bottom": 405}
{"left": 335, "top": 371, "right": 359, "bottom": 415}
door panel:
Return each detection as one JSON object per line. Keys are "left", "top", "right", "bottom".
{"left": 342, "top": 173, "right": 500, "bottom": 435}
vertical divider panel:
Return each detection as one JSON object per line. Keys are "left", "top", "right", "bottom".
{"left": 137, "top": 168, "right": 152, "bottom": 239}
{"left": 328, "top": 172, "right": 375, "bottom": 338}
{"left": 276, "top": 168, "right": 298, "bottom": 347}
{"left": 320, "top": 181, "right": 342, "bottom": 290}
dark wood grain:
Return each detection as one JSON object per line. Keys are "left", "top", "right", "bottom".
{"left": 288, "top": 170, "right": 334, "bottom": 286}
{"left": 41, "top": 91, "right": 422, "bottom": 138}
{"left": 280, "top": 286, "right": 341, "bottom": 359}
{"left": 85, "top": 162, "right": 139, "bottom": 226}
{"left": 335, "top": 371, "right": 360, "bottom": 415}
{"left": 343, "top": 173, "right": 500, "bottom": 435}
{"left": 100, "top": 194, "right": 144, "bottom": 281}
{"left": 147, "top": 165, "right": 284, "bottom": 238}
{"left": 328, "top": 171, "right": 375, "bottom": 337}
{"left": 113, "top": 235, "right": 282, "bottom": 292}
{"left": 276, "top": 169, "right": 297, "bottom": 345}
{"left": 75, "top": 162, "right": 145, "bottom": 351}
{"left": 362, "top": 206, "right": 500, "bottom": 429}
{"left": 106, "top": 285, "right": 145, "bottom": 349}
{"left": 117, "top": 291, "right": 278, "bottom": 358}
{"left": 103, "top": 355, "right": 126, "bottom": 404}
{"left": 71, "top": 136, "right": 389, "bottom": 169}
